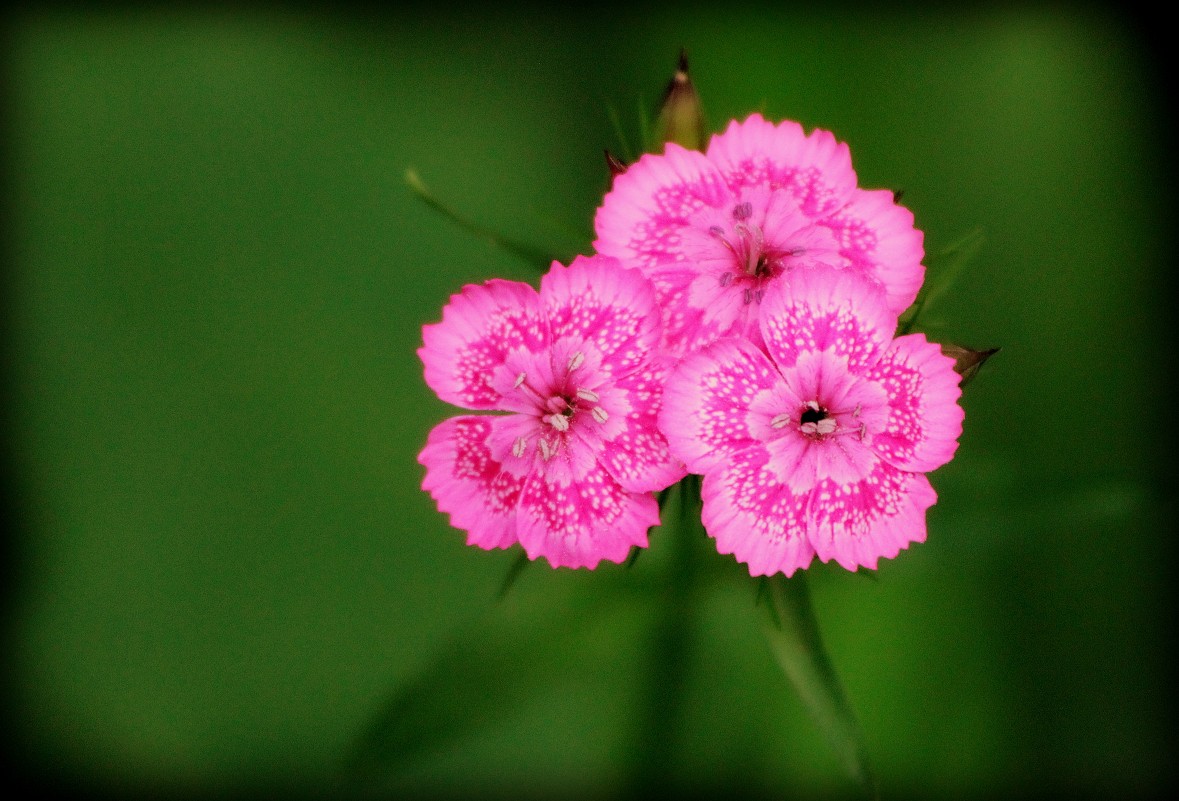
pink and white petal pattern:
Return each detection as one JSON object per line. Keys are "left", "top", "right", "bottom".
{"left": 541, "top": 255, "right": 661, "bottom": 378}
{"left": 516, "top": 456, "right": 659, "bottom": 569}
{"left": 865, "top": 333, "right": 964, "bottom": 473}
{"left": 807, "top": 457, "right": 937, "bottom": 572}
{"left": 660, "top": 337, "right": 793, "bottom": 475}
{"left": 701, "top": 445, "right": 816, "bottom": 577}
{"left": 419, "top": 279, "right": 548, "bottom": 410}
{"left": 593, "top": 144, "right": 730, "bottom": 271}
{"left": 822, "top": 188, "right": 925, "bottom": 314}
{"left": 598, "top": 356, "right": 687, "bottom": 493}
{"left": 418, "top": 415, "right": 529, "bottom": 551}
{"left": 760, "top": 264, "right": 896, "bottom": 373}
{"left": 705, "top": 114, "right": 857, "bottom": 218}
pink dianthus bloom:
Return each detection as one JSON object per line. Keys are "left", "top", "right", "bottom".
{"left": 659, "top": 263, "right": 963, "bottom": 576}
{"left": 594, "top": 113, "right": 924, "bottom": 355}
{"left": 417, "top": 255, "right": 686, "bottom": 569}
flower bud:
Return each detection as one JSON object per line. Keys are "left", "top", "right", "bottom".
{"left": 655, "top": 48, "right": 706, "bottom": 152}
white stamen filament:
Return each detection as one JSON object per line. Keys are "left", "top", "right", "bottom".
{"left": 567, "top": 351, "right": 585, "bottom": 371}
{"left": 576, "top": 388, "right": 599, "bottom": 402}
{"left": 591, "top": 406, "right": 608, "bottom": 424}
{"left": 513, "top": 372, "right": 526, "bottom": 389}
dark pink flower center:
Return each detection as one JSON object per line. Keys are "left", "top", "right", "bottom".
{"left": 772, "top": 399, "right": 866, "bottom": 443}
{"left": 710, "top": 202, "right": 805, "bottom": 305}
{"left": 509, "top": 351, "right": 609, "bottom": 460}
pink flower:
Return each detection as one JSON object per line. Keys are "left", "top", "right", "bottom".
{"left": 659, "top": 263, "right": 963, "bottom": 576}
{"left": 594, "top": 113, "right": 925, "bottom": 355}
{"left": 417, "top": 255, "right": 686, "bottom": 569}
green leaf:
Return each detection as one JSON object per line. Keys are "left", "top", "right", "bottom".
{"left": 342, "top": 586, "right": 616, "bottom": 788}
{"left": 898, "top": 227, "right": 985, "bottom": 335}
{"left": 404, "top": 168, "right": 562, "bottom": 272}
{"left": 760, "top": 572, "right": 878, "bottom": 799}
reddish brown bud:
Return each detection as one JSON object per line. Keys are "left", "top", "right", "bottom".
{"left": 604, "top": 149, "right": 628, "bottom": 179}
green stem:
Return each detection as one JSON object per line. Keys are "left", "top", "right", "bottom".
{"left": 627, "top": 474, "right": 701, "bottom": 797}
{"left": 762, "top": 572, "right": 878, "bottom": 799}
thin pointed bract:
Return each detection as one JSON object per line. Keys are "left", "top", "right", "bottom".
{"left": 941, "top": 344, "right": 1000, "bottom": 386}
{"left": 405, "top": 168, "right": 561, "bottom": 271}
{"left": 762, "top": 572, "right": 879, "bottom": 799}
{"left": 606, "top": 103, "right": 636, "bottom": 164}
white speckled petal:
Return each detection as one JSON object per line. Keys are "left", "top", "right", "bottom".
{"left": 660, "top": 337, "right": 794, "bottom": 475}
{"left": 760, "top": 263, "right": 896, "bottom": 373}
{"left": 700, "top": 445, "right": 816, "bottom": 577}
{"left": 419, "top": 279, "right": 548, "bottom": 410}
{"left": 598, "top": 355, "right": 687, "bottom": 493}
{"left": 418, "top": 415, "right": 536, "bottom": 551}
{"left": 807, "top": 455, "right": 936, "bottom": 571}
{"left": 865, "top": 332, "right": 964, "bottom": 472}
{"left": 541, "top": 254, "right": 662, "bottom": 379}
{"left": 516, "top": 449, "right": 659, "bottom": 570}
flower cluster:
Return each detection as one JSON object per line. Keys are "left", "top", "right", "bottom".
{"left": 419, "top": 113, "right": 964, "bottom": 574}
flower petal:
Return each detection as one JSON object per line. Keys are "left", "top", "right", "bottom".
{"left": 864, "top": 333, "right": 964, "bottom": 472}
{"left": 419, "top": 279, "right": 548, "bottom": 410}
{"left": 593, "top": 143, "right": 730, "bottom": 271}
{"left": 597, "top": 355, "right": 687, "bottom": 493}
{"left": 701, "top": 445, "right": 816, "bottom": 577}
{"left": 516, "top": 454, "right": 659, "bottom": 569}
{"left": 418, "top": 415, "right": 534, "bottom": 551}
{"left": 541, "top": 254, "right": 661, "bottom": 378}
{"left": 705, "top": 113, "right": 857, "bottom": 219}
{"left": 660, "top": 337, "right": 791, "bottom": 475}
{"left": 760, "top": 263, "right": 896, "bottom": 374}
{"left": 807, "top": 456, "right": 936, "bottom": 572}
{"left": 821, "top": 188, "right": 925, "bottom": 314}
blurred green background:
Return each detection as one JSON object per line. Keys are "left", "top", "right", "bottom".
{"left": 4, "top": 3, "right": 1175, "bottom": 800}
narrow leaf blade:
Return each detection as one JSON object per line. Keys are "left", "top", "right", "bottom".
{"left": 760, "top": 572, "right": 878, "bottom": 799}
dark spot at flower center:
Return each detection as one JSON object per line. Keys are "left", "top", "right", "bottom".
{"left": 800, "top": 406, "right": 828, "bottom": 425}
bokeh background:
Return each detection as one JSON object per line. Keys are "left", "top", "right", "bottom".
{"left": 4, "top": 3, "right": 1175, "bottom": 800}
